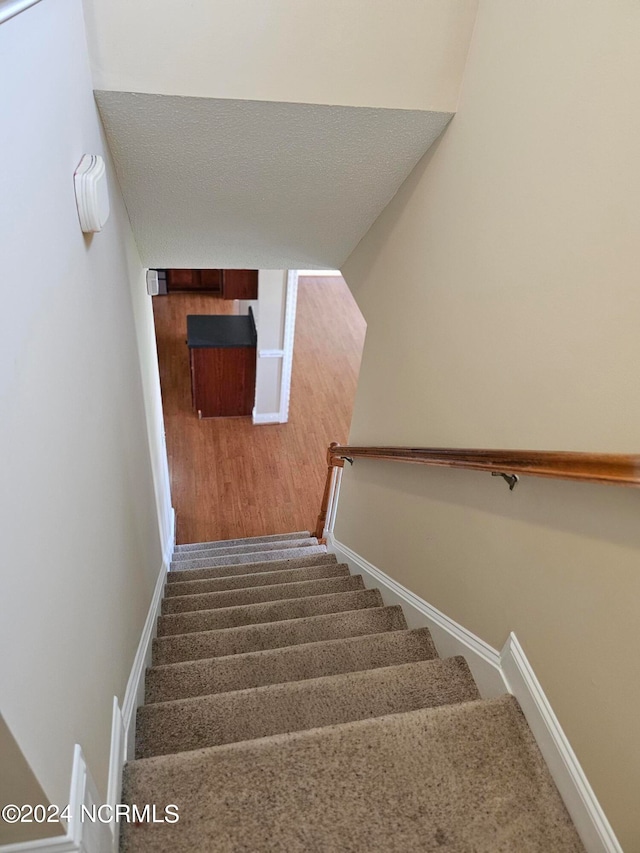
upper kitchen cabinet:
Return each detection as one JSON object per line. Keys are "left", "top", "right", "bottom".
{"left": 221, "top": 270, "right": 258, "bottom": 300}
{"left": 164, "top": 269, "right": 258, "bottom": 300}
{"left": 166, "top": 269, "right": 222, "bottom": 293}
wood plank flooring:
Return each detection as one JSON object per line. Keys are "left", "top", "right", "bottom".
{"left": 152, "top": 277, "right": 366, "bottom": 544}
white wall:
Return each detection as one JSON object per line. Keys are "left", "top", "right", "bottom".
{"left": 253, "top": 270, "right": 294, "bottom": 423}
{"left": 82, "top": 0, "right": 477, "bottom": 112}
{"left": 0, "top": 0, "right": 172, "bottom": 810}
{"left": 85, "top": 0, "right": 477, "bottom": 272}
{"left": 338, "top": 1, "right": 640, "bottom": 847}
{"left": 0, "top": 716, "right": 61, "bottom": 845}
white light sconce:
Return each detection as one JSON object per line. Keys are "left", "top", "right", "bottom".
{"left": 74, "top": 154, "right": 110, "bottom": 233}
{"left": 146, "top": 270, "right": 160, "bottom": 296}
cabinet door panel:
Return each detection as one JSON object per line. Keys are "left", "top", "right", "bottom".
{"left": 190, "top": 347, "right": 256, "bottom": 417}
{"left": 167, "top": 269, "right": 199, "bottom": 291}
{"left": 200, "top": 270, "right": 223, "bottom": 292}
{"left": 167, "top": 269, "right": 223, "bottom": 292}
{"left": 222, "top": 270, "right": 258, "bottom": 300}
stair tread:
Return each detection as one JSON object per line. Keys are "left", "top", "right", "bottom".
{"left": 175, "top": 531, "right": 311, "bottom": 552}
{"left": 121, "top": 696, "right": 584, "bottom": 852}
{"left": 152, "top": 606, "right": 408, "bottom": 665}
{"left": 161, "top": 575, "right": 364, "bottom": 614}
{"left": 167, "top": 552, "right": 337, "bottom": 583}
{"left": 157, "top": 588, "right": 383, "bottom": 637}
{"left": 145, "top": 627, "right": 439, "bottom": 703}
{"left": 170, "top": 544, "right": 327, "bottom": 572}
{"left": 171, "top": 537, "right": 318, "bottom": 562}
{"left": 164, "top": 563, "right": 349, "bottom": 597}
{"left": 136, "top": 657, "right": 478, "bottom": 758}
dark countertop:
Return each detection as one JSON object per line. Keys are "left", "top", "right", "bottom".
{"left": 187, "top": 309, "right": 257, "bottom": 348}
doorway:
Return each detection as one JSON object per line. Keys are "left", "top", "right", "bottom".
{"left": 152, "top": 272, "right": 366, "bottom": 544}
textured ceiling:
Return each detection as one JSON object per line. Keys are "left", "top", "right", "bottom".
{"left": 95, "top": 93, "right": 451, "bottom": 269}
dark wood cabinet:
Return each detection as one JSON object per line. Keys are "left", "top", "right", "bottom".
{"left": 166, "top": 269, "right": 194, "bottom": 290}
{"left": 164, "top": 269, "right": 258, "bottom": 299}
{"left": 201, "top": 269, "right": 224, "bottom": 291}
{"left": 187, "top": 312, "right": 257, "bottom": 418}
{"left": 166, "top": 269, "right": 223, "bottom": 293}
{"left": 221, "top": 269, "right": 259, "bottom": 300}
{"left": 189, "top": 346, "right": 256, "bottom": 418}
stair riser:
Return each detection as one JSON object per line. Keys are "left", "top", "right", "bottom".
{"left": 161, "top": 576, "right": 364, "bottom": 614}
{"left": 171, "top": 545, "right": 327, "bottom": 572}
{"left": 167, "top": 553, "right": 336, "bottom": 584}
{"left": 145, "top": 628, "right": 439, "bottom": 704}
{"left": 157, "top": 589, "right": 383, "bottom": 637}
{"left": 152, "top": 606, "right": 408, "bottom": 665}
{"left": 164, "top": 563, "right": 350, "bottom": 597}
{"left": 175, "top": 531, "right": 311, "bottom": 553}
{"left": 171, "top": 538, "right": 317, "bottom": 562}
{"left": 136, "top": 658, "right": 479, "bottom": 758}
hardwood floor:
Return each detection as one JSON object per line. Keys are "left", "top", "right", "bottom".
{"left": 152, "top": 277, "right": 366, "bottom": 544}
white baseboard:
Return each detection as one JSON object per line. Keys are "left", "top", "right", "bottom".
{"left": 327, "top": 534, "right": 622, "bottom": 853}
{"left": 121, "top": 509, "right": 174, "bottom": 757}
{"left": 162, "top": 507, "right": 176, "bottom": 569}
{"left": 106, "top": 506, "right": 175, "bottom": 847}
{"left": 258, "top": 349, "right": 285, "bottom": 358}
{"left": 0, "top": 747, "right": 111, "bottom": 853}
{"left": 0, "top": 511, "right": 176, "bottom": 853}
{"left": 252, "top": 410, "right": 282, "bottom": 425}
{"left": 105, "top": 700, "right": 124, "bottom": 850}
{"left": 327, "top": 534, "right": 504, "bottom": 697}
{"left": 501, "top": 634, "right": 622, "bottom": 853}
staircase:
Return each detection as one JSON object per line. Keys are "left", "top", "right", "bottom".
{"left": 120, "top": 532, "right": 584, "bottom": 852}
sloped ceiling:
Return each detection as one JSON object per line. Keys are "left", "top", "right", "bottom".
{"left": 96, "top": 93, "right": 451, "bottom": 269}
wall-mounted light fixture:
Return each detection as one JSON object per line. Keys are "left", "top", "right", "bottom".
{"left": 146, "top": 270, "right": 160, "bottom": 296}
{"left": 74, "top": 154, "right": 110, "bottom": 233}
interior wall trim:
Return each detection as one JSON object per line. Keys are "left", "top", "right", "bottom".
{"left": 327, "top": 534, "right": 503, "bottom": 697}
{"left": 0, "top": 747, "right": 111, "bottom": 853}
{"left": 327, "top": 534, "right": 622, "bottom": 853}
{"left": 106, "top": 508, "right": 175, "bottom": 847}
{"left": 501, "top": 634, "right": 622, "bottom": 853}
{"left": 279, "top": 271, "right": 299, "bottom": 423}
{"left": 252, "top": 410, "right": 281, "bottom": 425}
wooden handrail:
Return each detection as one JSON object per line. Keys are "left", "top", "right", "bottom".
{"left": 314, "top": 442, "right": 640, "bottom": 538}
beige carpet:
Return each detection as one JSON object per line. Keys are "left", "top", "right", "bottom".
{"left": 121, "top": 534, "right": 584, "bottom": 852}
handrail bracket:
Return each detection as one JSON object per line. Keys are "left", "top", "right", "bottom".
{"left": 492, "top": 472, "right": 519, "bottom": 491}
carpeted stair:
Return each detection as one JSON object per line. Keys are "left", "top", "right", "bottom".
{"left": 120, "top": 532, "right": 584, "bottom": 851}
